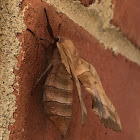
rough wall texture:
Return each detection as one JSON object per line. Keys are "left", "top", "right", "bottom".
{"left": 1, "top": 0, "right": 140, "bottom": 140}
{"left": 0, "top": 0, "right": 25, "bottom": 140}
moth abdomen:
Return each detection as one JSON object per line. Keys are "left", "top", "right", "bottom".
{"left": 43, "top": 86, "right": 73, "bottom": 104}
{"left": 44, "top": 101, "right": 72, "bottom": 117}
{"left": 48, "top": 115, "right": 72, "bottom": 137}
{"left": 43, "top": 62, "right": 73, "bottom": 136}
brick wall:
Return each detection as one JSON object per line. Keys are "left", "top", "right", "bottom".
{"left": 1, "top": 0, "right": 140, "bottom": 140}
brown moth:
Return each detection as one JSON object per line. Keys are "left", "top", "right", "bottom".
{"left": 31, "top": 8, "right": 122, "bottom": 136}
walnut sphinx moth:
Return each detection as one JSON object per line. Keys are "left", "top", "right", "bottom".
{"left": 30, "top": 8, "right": 122, "bottom": 136}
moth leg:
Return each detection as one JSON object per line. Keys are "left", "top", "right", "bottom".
{"left": 31, "top": 62, "right": 53, "bottom": 95}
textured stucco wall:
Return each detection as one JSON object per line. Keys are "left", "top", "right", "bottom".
{"left": 0, "top": 0, "right": 25, "bottom": 139}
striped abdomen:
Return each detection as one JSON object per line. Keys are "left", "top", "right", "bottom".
{"left": 43, "top": 62, "right": 73, "bottom": 136}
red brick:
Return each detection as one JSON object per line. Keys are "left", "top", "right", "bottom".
{"left": 112, "top": 0, "right": 140, "bottom": 49}
{"left": 9, "top": 1, "right": 140, "bottom": 140}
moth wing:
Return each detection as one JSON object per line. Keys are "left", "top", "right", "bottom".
{"left": 76, "top": 58, "right": 122, "bottom": 131}
{"left": 56, "top": 39, "right": 71, "bottom": 75}
{"left": 56, "top": 40, "right": 87, "bottom": 124}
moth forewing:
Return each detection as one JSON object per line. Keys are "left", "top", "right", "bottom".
{"left": 58, "top": 37, "right": 79, "bottom": 58}
{"left": 57, "top": 38, "right": 87, "bottom": 124}
{"left": 56, "top": 41, "right": 71, "bottom": 75}
{"left": 76, "top": 58, "right": 122, "bottom": 131}
{"left": 56, "top": 38, "right": 78, "bottom": 68}
{"left": 57, "top": 37, "right": 121, "bottom": 131}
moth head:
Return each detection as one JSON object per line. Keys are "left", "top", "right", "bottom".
{"left": 57, "top": 37, "right": 79, "bottom": 61}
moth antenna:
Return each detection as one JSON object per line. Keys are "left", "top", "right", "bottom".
{"left": 27, "top": 28, "right": 52, "bottom": 44}
{"left": 44, "top": 8, "right": 55, "bottom": 40}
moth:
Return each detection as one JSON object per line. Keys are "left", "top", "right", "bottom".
{"left": 30, "top": 8, "right": 122, "bottom": 136}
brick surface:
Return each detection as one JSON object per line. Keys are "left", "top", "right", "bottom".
{"left": 9, "top": 0, "right": 140, "bottom": 140}
{"left": 113, "top": 0, "right": 140, "bottom": 49}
